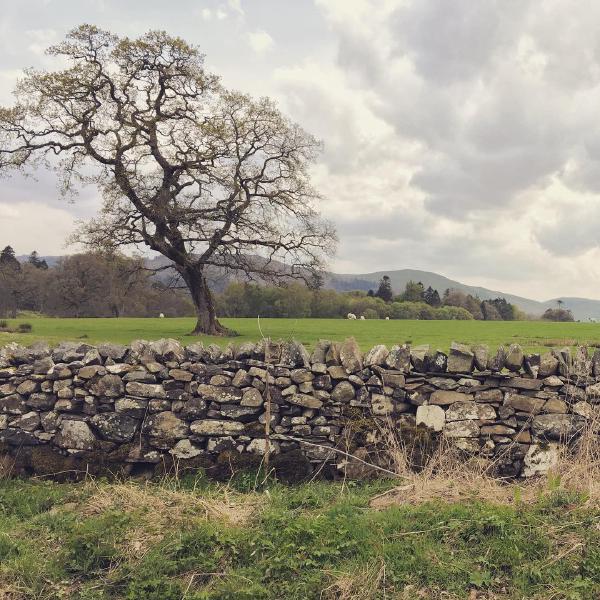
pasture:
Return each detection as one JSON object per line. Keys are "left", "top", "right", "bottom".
{"left": 2, "top": 316, "right": 600, "bottom": 353}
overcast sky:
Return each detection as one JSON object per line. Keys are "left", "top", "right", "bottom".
{"left": 1, "top": 0, "right": 600, "bottom": 301}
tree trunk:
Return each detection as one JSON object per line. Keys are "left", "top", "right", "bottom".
{"left": 183, "top": 268, "right": 231, "bottom": 336}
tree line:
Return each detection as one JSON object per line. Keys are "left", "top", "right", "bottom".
{"left": 215, "top": 277, "right": 525, "bottom": 320}
{"left": 0, "top": 246, "right": 193, "bottom": 319}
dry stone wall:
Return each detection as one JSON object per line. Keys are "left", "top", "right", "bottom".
{"left": 0, "top": 338, "right": 598, "bottom": 481}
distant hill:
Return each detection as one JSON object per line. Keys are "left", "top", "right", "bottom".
{"left": 18, "top": 255, "right": 600, "bottom": 321}
{"left": 326, "top": 269, "right": 600, "bottom": 321}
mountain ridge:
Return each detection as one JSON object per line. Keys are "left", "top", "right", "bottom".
{"left": 17, "top": 256, "right": 600, "bottom": 320}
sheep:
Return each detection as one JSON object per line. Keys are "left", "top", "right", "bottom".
{"left": 159, "top": 313, "right": 165, "bottom": 318}
{"left": 347, "top": 313, "right": 357, "bottom": 320}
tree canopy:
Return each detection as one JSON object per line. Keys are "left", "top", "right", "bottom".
{"left": 0, "top": 25, "right": 335, "bottom": 334}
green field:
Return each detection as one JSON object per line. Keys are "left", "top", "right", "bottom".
{"left": 2, "top": 316, "right": 600, "bottom": 353}
{"left": 0, "top": 477, "right": 598, "bottom": 599}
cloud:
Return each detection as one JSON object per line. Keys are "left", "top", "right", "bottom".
{"left": 247, "top": 30, "right": 274, "bottom": 55}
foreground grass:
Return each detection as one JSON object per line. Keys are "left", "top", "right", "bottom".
{"left": 3, "top": 316, "right": 600, "bottom": 353}
{"left": 0, "top": 476, "right": 599, "bottom": 599}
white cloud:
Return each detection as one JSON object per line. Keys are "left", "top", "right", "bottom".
{"left": 247, "top": 30, "right": 274, "bottom": 55}
{"left": 0, "top": 202, "right": 77, "bottom": 255}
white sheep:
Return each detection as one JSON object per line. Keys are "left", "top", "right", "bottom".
{"left": 360, "top": 315, "right": 365, "bottom": 320}
{"left": 347, "top": 313, "right": 357, "bottom": 320}
{"left": 159, "top": 313, "right": 165, "bottom": 318}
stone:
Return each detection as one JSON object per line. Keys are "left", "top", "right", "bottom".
{"left": 219, "top": 405, "right": 261, "bottom": 420}
{"left": 488, "top": 347, "right": 506, "bottom": 372}
{"left": 331, "top": 381, "right": 355, "bottom": 403}
{"left": 585, "top": 382, "right": 600, "bottom": 400}
{"left": 16, "top": 380, "right": 38, "bottom": 395}
{"left": 0, "top": 414, "right": 7, "bottom": 429}
{"left": 327, "top": 366, "right": 348, "bottom": 380}
{"left": 190, "top": 419, "right": 245, "bottom": 436}
{"left": 532, "top": 414, "right": 586, "bottom": 440}
{"left": 78, "top": 365, "right": 105, "bottom": 380}
{"left": 143, "top": 411, "right": 188, "bottom": 440}
{"left": 150, "top": 338, "right": 186, "bottom": 362}
{"left": 288, "top": 394, "right": 323, "bottom": 409}
{"left": 428, "top": 350, "right": 448, "bottom": 373}
{"left": 542, "top": 398, "right": 568, "bottom": 414}
{"left": 241, "top": 388, "right": 264, "bottom": 407}
{"left": 416, "top": 405, "right": 445, "bottom": 431}
{"left": 429, "top": 390, "right": 472, "bottom": 405}
{"left": 279, "top": 340, "right": 310, "bottom": 367}
{"left": 179, "top": 397, "right": 207, "bottom": 419}
{"left": 538, "top": 352, "right": 559, "bottom": 377}
{"left": 91, "top": 413, "right": 138, "bottom": 442}
{"left": 311, "top": 340, "right": 330, "bottom": 364}
{"left": 505, "top": 394, "right": 546, "bottom": 415}
{"left": 11, "top": 411, "right": 40, "bottom": 431}
{"left": 445, "top": 402, "right": 496, "bottom": 422}
{"left": 290, "top": 369, "right": 314, "bottom": 384}
{"left": 480, "top": 424, "right": 516, "bottom": 436}
{"left": 505, "top": 344, "right": 524, "bottom": 372}
{"left": 371, "top": 394, "right": 394, "bottom": 415}
{"left": 447, "top": 342, "right": 474, "bottom": 373}
{"left": 543, "top": 376, "right": 563, "bottom": 387}
{"left": 247, "top": 438, "right": 280, "bottom": 456}
{"left": 523, "top": 444, "right": 560, "bottom": 477}
{"left": 429, "top": 377, "right": 459, "bottom": 391}
{"left": 169, "top": 369, "right": 193, "bottom": 382}
{"left": 505, "top": 377, "right": 542, "bottom": 391}
{"left": 232, "top": 370, "right": 252, "bottom": 388}
{"left": 83, "top": 349, "right": 102, "bottom": 366}
{"left": 339, "top": 338, "right": 363, "bottom": 373}
{"left": 55, "top": 420, "right": 96, "bottom": 451}
{"left": 0, "top": 394, "right": 26, "bottom": 414}
{"left": 472, "top": 344, "right": 489, "bottom": 371}
{"left": 115, "top": 398, "right": 148, "bottom": 418}
{"left": 381, "top": 372, "right": 405, "bottom": 388}
{"left": 197, "top": 384, "right": 242, "bottom": 404}
{"left": 410, "top": 345, "right": 430, "bottom": 372}
{"left": 572, "top": 401, "right": 596, "bottom": 419}
{"left": 170, "top": 439, "right": 203, "bottom": 459}
{"left": 364, "top": 345, "right": 389, "bottom": 367}
{"left": 125, "top": 382, "right": 166, "bottom": 399}
{"left": 90, "top": 374, "right": 125, "bottom": 398}
{"left": 385, "top": 345, "right": 411, "bottom": 372}
{"left": 475, "top": 389, "right": 503, "bottom": 403}
{"left": 98, "top": 343, "right": 128, "bottom": 361}
{"left": 444, "top": 420, "right": 480, "bottom": 438}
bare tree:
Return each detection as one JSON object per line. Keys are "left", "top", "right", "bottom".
{"left": 0, "top": 25, "right": 335, "bottom": 334}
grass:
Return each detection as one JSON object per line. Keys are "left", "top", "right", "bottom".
{"left": 2, "top": 316, "right": 600, "bottom": 353}
{"left": 0, "top": 475, "right": 599, "bottom": 599}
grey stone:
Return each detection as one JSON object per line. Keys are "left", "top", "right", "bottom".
{"left": 142, "top": 411, "right": 188, "bottom": 440}
{"left": 288, "top": 394, "right": 323, "bottom": 409}
{"left": 197, "top": 384, "right": 242, "bottom": 404}
{"left": 532, "top": 414, "right": 586, "bottom": 440}
{"left": 447, "top": 342, "right": 474, "bottom": 373}
{"left": 91, "top": 413, "right": 138, "bottom": 442}
{"left": 125, "top": 382, "right": 166, "bottom": 399}
{"left": 90, "top": 374, "right": 125, "bottom": 398}
{"left": 429, "top": 390, "right": 472, "bottom": 405}
{"left": 339, "top": 338, "right": 363, "bottom": 373}
{"left": 472, "top": 344, "right": 489, "bottom": 371}
{"left": 385, "top": 344, "right": 411, "bottom": 372}
{"left": 331, "top": 381, "right": 355, "bottom": 402}
{"left": 55, "top": 420, "right": 97, "bottom": 451}
{"left": 505, "top": 344, "right": 524, "bottom": 372}
{"left": 190, "top": 419, "right": 245, "bottom": 436}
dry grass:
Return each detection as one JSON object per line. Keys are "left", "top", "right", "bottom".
{"left": 75, "top": 479, "right": 260, "bottom": 559}
{"left": 368, "top": 408, "right": 600, "bottom": 510}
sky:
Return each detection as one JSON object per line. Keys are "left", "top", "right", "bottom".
{"left": 1, "top": 0, "right": 600, "bottom": 301}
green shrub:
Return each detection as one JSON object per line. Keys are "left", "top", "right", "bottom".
{"left": 0, "top": 319, "right": 7, "bottom": 329}
{"left": 17, "top": 322, "right": 32, "bottom": 332}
